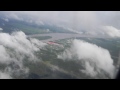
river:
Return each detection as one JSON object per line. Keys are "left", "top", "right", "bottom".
{"left": 27, "top": 33, "right": 110, "bottom": 42}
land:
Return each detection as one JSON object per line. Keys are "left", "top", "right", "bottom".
{"left": 0, "top": 18, "right": 120, "bottom": 79}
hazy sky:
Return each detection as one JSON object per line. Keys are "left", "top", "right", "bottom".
{"left": 1, "top": 11, "right": 120, "bottom": 37}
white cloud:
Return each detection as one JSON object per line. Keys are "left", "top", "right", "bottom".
{"left": 101, "top": 26, "right": 120, "bottom": 37}
{"left": 0, "top": 31, "right": 46, "bottom": 79}
{"left": 58, "top": 39, "right": 116, "bottom": 78}
{"left": 30, "top": 38, "right": 47, "bottom": 49}
{"left": 0, "top": 45, "right": 12, "bottom": 64}
{"left": 0, "top": 28, "right": 3, "bottom": 31}
{"left": 81, "top": 62, "right": 97, "bottom": 77}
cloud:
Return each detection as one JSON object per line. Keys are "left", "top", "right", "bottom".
{"left": 0, "top": 28, "right": 3, "bottom": 31}
{"left": 2, "top": 18, "right": 9, "bottom": 22}
{"left": 101, "top": 26, "right": 120, "bottom": 37}
{"left": 58, "top": 39, "right": 116, "bottom": 78}
{"left": 81, "top": 62, "right": 97, "bottom": 77}
{"left": 30, "top": 38, "right": 47, "bottom": 49}
{"left": 6, "top": 13, "right": 23, "bottom": 21}
{"left": 0, "top": 31, "right": 46, "bottom": 79}
{"left": 0, "top": 71, "right": 12, "bottom": 79}
{"left": 0, "top": 45, "right": 12, "bottom": 64}
{"left": 1, "top": 11, "right": 120, "bottom": 37}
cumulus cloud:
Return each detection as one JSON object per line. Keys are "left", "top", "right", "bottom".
{"left": 5, "top": 13, "right": 23, "bottom": 21}
{"left": 0, "top": 31, "right": 46, "bottom": 79}
{"left": 81, "top": 62, "right": 97, "bottom": 77}
{"left": 58, "top": 39, "right": 116, "bottom": 78}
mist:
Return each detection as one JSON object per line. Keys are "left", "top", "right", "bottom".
{"left": 58, "top": 39, "right": 116, "bottom": 78}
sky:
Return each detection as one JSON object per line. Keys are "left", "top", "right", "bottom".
{"left": 0, "top": 11, "right": 120, "bottom": 37}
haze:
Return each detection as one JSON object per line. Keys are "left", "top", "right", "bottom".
{"left": 1, "top": 11, "right": 120, "bottom": 37}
